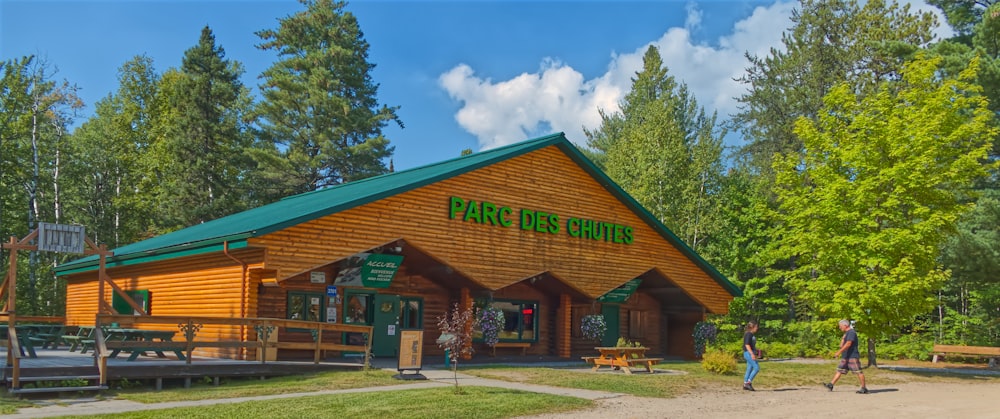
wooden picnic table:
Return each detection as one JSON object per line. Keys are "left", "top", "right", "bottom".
{"left": 583, "top": 347, "right": 663, "bottom": 374}
{"left": 105, "top": 328, "right": 186, "bottom": 361}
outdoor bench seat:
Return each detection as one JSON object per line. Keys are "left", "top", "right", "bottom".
{"left": 491, "top": 341, "right": 531, "bottom": 356}
{"left": 932, "top": 344, "right": 1000, "bottom": 368}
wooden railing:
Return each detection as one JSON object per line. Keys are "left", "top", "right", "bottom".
{"left": 1, "top": 314, "right": 67, "bottom": 389}
{"left": 93, "top": 314, "right": 373, "bottom": 387}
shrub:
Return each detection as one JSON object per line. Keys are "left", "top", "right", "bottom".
{"left": 759, "top": 341, "right": 796, "bottom": 359}
{"left": 701, "top": 348, "right": 737, "bottom": 375}
{"left": 878, "top": 334, "right": 933, "bottom": 361}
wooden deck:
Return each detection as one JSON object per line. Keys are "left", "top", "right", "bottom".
{"left": 2, "top": 345, "right": 367, "bottom": 390}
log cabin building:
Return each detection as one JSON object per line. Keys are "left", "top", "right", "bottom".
{"left": 54, "top": 133, "right": 739, "bottom": 361}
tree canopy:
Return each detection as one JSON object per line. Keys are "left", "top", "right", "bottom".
{"left": 770, "top": 55, "right": 996, "bottom": 361}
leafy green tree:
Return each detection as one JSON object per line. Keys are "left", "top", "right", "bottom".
{"left": 928, "top": 0, "right": 997, "bottom": 36}
{"left": 586, "top": 46, "right": 726, "bottom": 251}
{"left": 0, "top": 55, "right": 81, "bottom": 314}
{"left": 770, "top": 55, "right": 996, "bottom": 365}
{"left": 63, "top": 56, "right": 159, "bottom": 247}
{"left": 148, "top": 26, "right": 257, "bottom": 232}
{"left": 254, "top": 0, "right": 401, "bottom": 195}
{"left": 734, "top": 0, "right": 937, "bottom": 179}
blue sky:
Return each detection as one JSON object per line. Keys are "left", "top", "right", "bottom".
{"left": 1, "top": 0, "right": 950, "bottom": 171}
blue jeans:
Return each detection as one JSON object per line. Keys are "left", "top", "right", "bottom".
{"left": 743, "top": 351, "right": 760, "bottom": 383}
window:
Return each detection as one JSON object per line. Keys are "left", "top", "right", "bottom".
{"left": 112, "top": 290, "right": 149, "bottom": 315}
{"left": 288, "top": 291, "right": 325, "bottom": 322}
{"left": 400, "top": 297, "right": 423, "bottom": 329}
{"left": 474, "top": 300, "right": 538, "bottom": 342}
{"left": 343, "top": 291, "right": 373, "bottom": 325}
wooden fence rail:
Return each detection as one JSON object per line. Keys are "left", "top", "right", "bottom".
{"left": 93, "top": 314, "right": 373, "bottom": 387}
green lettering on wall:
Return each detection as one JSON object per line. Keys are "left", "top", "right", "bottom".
{"left": 581, "top": 219, "right": 593, "bottom": 238}
{"left": 548, "top": 214, "right": 560, "bottom": 234}
{"left": 499, "top": 207, "right": 513, "bottom": 227}
{"left": 520, "top": 209, "right": 535, "bottom": 230}
{"left": 567, "top": 217, "right": 580, "bottom": 237}
{"left": 447, "top": 196, "right": 632, "bottom": 244}
{"left": 483, "top": 202, "right": 499, "bottom": 225}
{"left": 535, "top": 212, "right": 549, "bottom": 233}
{"left": 464, "top": 200, "right": 482, "bottom": 223}
{"left": 449, "top": 196, "right": 466, "bottom": 219}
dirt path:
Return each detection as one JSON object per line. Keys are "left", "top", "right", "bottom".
{"left": 518, "top": 381, "right": 1000, "bottom": 419}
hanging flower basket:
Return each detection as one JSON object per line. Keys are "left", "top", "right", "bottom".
{"left": 477, "top": 306, "right": 505, "bottom": 347}
{"left": 581, "top": 314, "right": 607, "bottom": 342}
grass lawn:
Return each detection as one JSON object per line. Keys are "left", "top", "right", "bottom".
{"left": 55, "top": 386, "right": 593, "bottom": 419}
{"left": 112, "top": 370, "right": 402, "bottom": 403}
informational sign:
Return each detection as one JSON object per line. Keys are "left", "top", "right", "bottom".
{"left": 326, "top": 285, "right": 337, "bottom": 297}
{"left": 37, "top": 222, "right": 86, "bottom": 254}
{"left": 326, "top": 307, "right": 337, "bottom": 323}
{"left": 387, "top": 325, "right": 396, "bottom": 336}
{"left": 310, "top": 271, "right": 326, "bottom": 284}
{"left": 597, "top": 278, "right": 642, "bottom": 303}
{"left": 334, "top": 253, "right": 404, "bottom": 288}
{"left": 398, "top": 330, "right": 423, "bottom": 371}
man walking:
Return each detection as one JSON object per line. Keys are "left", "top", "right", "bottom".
{"left": 824, "top": 319, "right": 868, "bottom": 394}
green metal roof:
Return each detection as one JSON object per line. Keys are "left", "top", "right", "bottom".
{"left": 55, "top": 132, "right": 740, "bottom": 297}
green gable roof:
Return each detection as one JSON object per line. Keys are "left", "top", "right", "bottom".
{"left": 55, "top": 133, "right": 740, "bottom": 297}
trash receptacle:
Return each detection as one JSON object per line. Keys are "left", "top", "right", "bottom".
{"left": 445, "top": 349, "right": 451, "bottom": 368}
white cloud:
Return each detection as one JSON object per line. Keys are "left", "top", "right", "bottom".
{"left": 439, "top": 0, "right": 951, "bottom": 151}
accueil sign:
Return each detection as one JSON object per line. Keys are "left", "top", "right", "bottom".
{"left": 448, "top": 196, "right": 634, "bottom": 244}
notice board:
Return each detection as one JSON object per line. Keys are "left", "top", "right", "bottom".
{"left": 398, "top": 330, "right": 424, "bottom": 371}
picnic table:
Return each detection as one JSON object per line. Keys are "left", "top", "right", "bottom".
{"left": 2, "top": 326, "right": 42, "bottom": 358}
{"left": 105, "top": 328, "right": 187, "bottom": 361}
{"left": 583, "top": 347, "right": 663, "bottom": 374}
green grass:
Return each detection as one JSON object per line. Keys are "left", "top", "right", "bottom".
{"left": 0, "top": 397, "right": 35, "bottom": 415}
{"left": 111, "top": 370, "right": 401, "bottom": 403}
{"left": 57, "top": 387, "right": 592, "bottom": 419}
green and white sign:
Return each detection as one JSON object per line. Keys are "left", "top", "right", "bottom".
{"left": 361, "top": 254, "right": 403, "bottom": 288}
{"left": 334, "top": 253, "right": 404, "bottom": 289}
{"left": 597, "top": 278, "right": 642, "bottom": 303}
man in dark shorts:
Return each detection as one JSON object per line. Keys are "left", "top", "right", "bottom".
{"left": 824, "top": 319, "right": 868, "bottom": 394}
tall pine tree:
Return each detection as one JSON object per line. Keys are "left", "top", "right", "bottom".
{"left": 253, "top": 0, "right": 401, "bottom": 195}
{"left": 149, "top": 26, "right": 256, "bottom": 231}
{"left": 585, "top": 46, "right": 726, "bottom": 252}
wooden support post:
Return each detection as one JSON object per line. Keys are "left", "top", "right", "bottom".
{"left": 558, "top": 294, "right": 572, "bottom": 358}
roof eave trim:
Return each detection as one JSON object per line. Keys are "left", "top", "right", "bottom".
{"left": 54, "top": 235, "right": 252, "bottom": 276}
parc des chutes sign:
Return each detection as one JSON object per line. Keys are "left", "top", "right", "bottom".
{"left": 448, "top": 196, "right": 634, "bottom": 245}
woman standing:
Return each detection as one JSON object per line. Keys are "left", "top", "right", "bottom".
{"left": 743, "top": 320, "right": 759, "bottom": 391}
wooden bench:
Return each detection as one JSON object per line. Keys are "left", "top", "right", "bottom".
{"left": 491, "top": 341, "right": 531, "bottom": 356}
{"left": 932, "top": 344, "right": 1000, "bottom": 367}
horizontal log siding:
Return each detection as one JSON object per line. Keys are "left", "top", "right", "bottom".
{"left": 62, "top": 248, "right": 264, "bottom": 358}
{"left": 252, "top": 145, "right": 731, "bottom": 313}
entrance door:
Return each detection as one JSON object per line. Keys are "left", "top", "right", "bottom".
{"left": 601, "top": 304, "right": 620, "bottom": 347}
{"left": 372, "top": 294, "right": 401, "bottom": 357}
